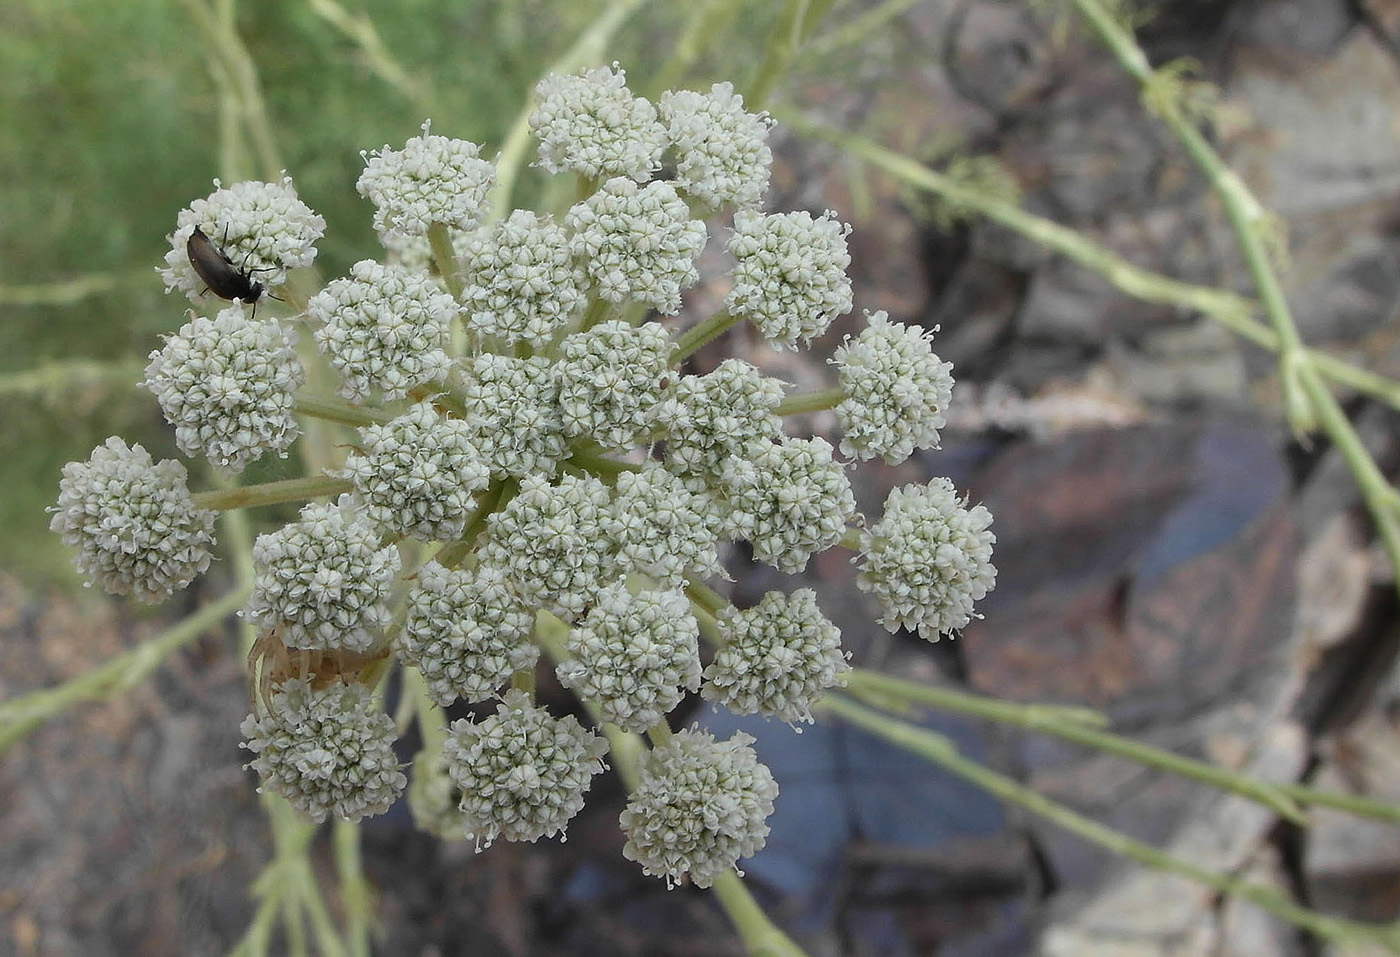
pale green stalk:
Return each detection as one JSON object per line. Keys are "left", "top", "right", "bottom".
{"left": 648, "top": 0, "right": 748, "bottom": 96}
{"left": 293, "top": 394, "right": 393, "bottom": 428}
{"left": 192, "top": 475, "right": 353, "bottom": 511}
{"left": 180, "top": 0, "right": 284, "bottom": 181}
{"left": 488, "top": 0, "right": 654, "bottom": 219}
{"left": 799, "top": 0, "right": 925, "bottom": 59}
{"left": 823, "top": 695, "right": 1400, "bottom": 954}
{"left": 776, "top": 386, "right": 842, "bottom": 417}
{"left": 334, "top": 817, "right": 373, "bottom": 957}
{"left": 0, "top": 271, "right": 143, "bottom": 306}
{"left": 0, "top": 586, "right": 248, "bottom": 755}
{"left": 533, "top": 610, "right": 806, "bottom": 956}
{"left": 845, "top": 670, "right": 1317, "bottom": 823}
{"left": 672, "top": 310, "right": 740, "bottom": 363}
{"left": 307, "top": 0, "right": 436, "bottom": 116}
{"left": 427, "top": 222, "right": 464, "bottom": 299}
{"left": 0, "top": 359, "right": 147, "bottom": 397}
{"left": 746, "top": 0, "right": 811, "bottom": 111}
{"left": 1064, "top": 0, "right": 1400, "bottom": 594}
{"left": 784, "top": 112, "right": 1400, "bottom": 415}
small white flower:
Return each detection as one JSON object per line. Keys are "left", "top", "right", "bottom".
{"left": 720, "top": 436, "right": 855, "bottom": 573}
{"left": 343, "top": 402, "right": 490, "bottom": 542}
{"left": 530, "top": 64, "right": 666, "bottom": 182}
{"left": 556, "top": 321, "right": 674, "bottom": 450}
{"left": 657, "top": 358, "right": 785, "bottom": 479}
{"left": 726, "top": 209, "right": 853, "bottom": 348}
{"left": 457, "top": 354, "right": 569, "bottom": 479}
{"left": 703, "top": 589, "right": 849, "bottom": 724}
{"left": 556, "top": 581, "right": 701, "bottom": 733}
{"left": 620, "top": 729, "right": 778, "bottom": 888}
{"left": 161, "top": 176, "right": 325, "bottom": 302}
{"left": 659, "top": 82, "right": 773, "bottom": 209}
{"left": 400, "top": 561, "right": 537, "bottom": 706}
{"left": 459, "top": 210, "right": 586, "bottom": 346}
{"left": 481, "top": 474, "right": 617, "bottom": 620}
{"left": 309, "top": 260, "right": 457, "bottom": 401}
{"left": 608, "top": 463, "right": 723, "bottom": 585}
{"left": 357, "top": 120, "right": 496, "bottom": 240}
{"left": 49, "top": 438, "right": 217, "bottom": 602}
{"left": 241, "top": 680, "right": 405, "bottom": 824}
{"left": 856, "top": 478, "right": 996, "bottom": 640}
{"left": 144, "top": 306, "right": 304, "bottom": 473}
{"left": 566, "top": 178, "right": 707, "bottom": 314}
{"left": 833, "top": 311, "right": 954, "bottom": 464}
{"left": 442, "top": 690, "right": 609, "bottom": 847}
{"left": 246, "top": 496, "right": 401, "bottom": 653}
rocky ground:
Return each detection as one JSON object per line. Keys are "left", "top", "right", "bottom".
{"left": 3, "top": 1, "right": 1400, "bottom": 954}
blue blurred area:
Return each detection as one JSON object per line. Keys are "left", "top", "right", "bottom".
{"left": 1132, "top": 419, "right": 1286, "bottom": 585}
{"left": 700, "top": 702, "right": 1006, "bottom": 926}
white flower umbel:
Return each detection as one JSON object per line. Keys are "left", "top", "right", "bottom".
{"left": 457, "top": 354, "right": 568, "bottom": 479}
{"left": 144, "top": 306, "right": 304, "bottom": 474}
{"left": 246, "top": 496, "right": 401, "bottom": 653}
{"left": 658, "top": 358, "right": 784, "bottom": 479}
{"left": 720, "top": 436, "right": 855, "bottom": 573}
{"left": 566, "top": 178, "right": 707, "bottom": 315}
{"left": 620, "top": 729, "right": 778, "bottom": 889}
{"left": 702, "top": 589, "right": 849, "bottom": 724}
{"left": 557, "top": 321, "right": 674, "bottom": 450}
{"left": 609, "top": 464, "right": 722, "bottom": 585}
{"left": 481, "top": 473, "right": 617, "bottom": 620}
{"left": 357, "top": 121, "right": 496, "bottom": 240}
{"left": 344, "top": 402, "right": 489, "bottom": 542}
{"left": 530, "top": 64, "right": 666, "bottom": 182}
{"left": 725, "top": 209, "right": 853, "bottom": 348}
{"left": 856, "top": 478, "right": 996, "bottom": 640}
{"left": 459, "top": 210, "right": 586, "bottom": 346}
{"left": 241, "top": 680, "right": 405, "bottom": 824}
{"left": 309, "top": 260, "right": 457, "bottom": 401}
{"left": 442, "top": 690, "right": 609, "bottom": 847}
{"left": 50, "top": 438, "right": 217, "bottom": 602}
{"left": 555, "top": 581, "right": 701, "bottom": 733}
{"left": 161, "top": 175, "right": 325, "bottom": 302}
{"left": 400, "top": 561, "right": 537, "bottom": 706}
{"left": 833, "top": 311, "right": 954, "bottom": 464}
{"left": 659, "top": 82, "right": 773, "bottom": 210}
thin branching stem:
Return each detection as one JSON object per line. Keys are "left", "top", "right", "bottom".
{"left": 822, "top": 695, "right": 1400, "bottom": 953}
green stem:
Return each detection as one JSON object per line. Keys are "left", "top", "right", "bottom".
{"left": 535, "top": 609, "right": 804, "bottom": 954}
{"left": 192, "top": 476, "right": 353, "bottom": 511}
{"left": 293, "top": 394, "right": 392, "bottom": 428}
{"left": 333, "top": 819, "right": 373, "bottom": 957}
{"left": 823, "top": 695, "right": 1400, "bottom": 953}
{"left": 427, "top": 222, "right": 463, "bottom": 299}
{"left": 1065, "top": 0, "right": 1400, "bottom": 596}
{"left": 648, "top": 0, "right": 747, "bottom": 96}
{"left": 579, "top": 295, "right": 612, "bottom": 332}
{"left": 0, "top": 359, "right": 146, "bottom": 397}
{"left": 799, "top": 0, "right": 924, "bottom": 59}
{"left": 785, "top": 113, "right": 1400, "bottom": 416}
{"left": 568, "top": 448, "right": 642, "bottom": 475}
{"left": 0, "top": 586, "right": 249, "bottom": 755}
{"left": 487, "top": 0, "right": 653, "bottom": 220}
{"left": 672, "top": 310, "right": 741, "bottom": 364}
{"left": 776, "top": 386, "right": 843, "bottom": 416}
{"left": 746, "top": 0, "right": 836, "bottom": 112}
{"left": 845, "top": 670, "right": 1319, "bottom": 824}
{"left": 711, "top": 872, "right": 808, "bottom": 957}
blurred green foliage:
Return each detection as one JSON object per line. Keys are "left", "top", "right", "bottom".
{"left": 0, "top": 0, "right": 802, "bottom": 586}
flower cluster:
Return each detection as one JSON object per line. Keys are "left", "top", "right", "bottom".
{"left": 54, "top": 64, "right": 997, "bottom": 894}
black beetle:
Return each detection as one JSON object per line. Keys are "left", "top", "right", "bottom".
{"left": 187, "top": 226, "right": 278, "bottom": 316}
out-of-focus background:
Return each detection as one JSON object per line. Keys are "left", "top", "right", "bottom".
{"left": 3, "top": 1, "right": 1400, "bottom": 954}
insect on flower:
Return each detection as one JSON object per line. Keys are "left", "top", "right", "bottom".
{"left": 186, "top": 225, "right": 282, "bottom": 317}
